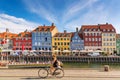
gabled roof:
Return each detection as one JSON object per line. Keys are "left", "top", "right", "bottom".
{"left": 80, "top": 23, "right": 116, "bottom": 33}
{"left": 80, "top": 25, "right": 99, "bottom": 31}
{"left": 53, "top": 32, "right": 72, "bottom": 37}
{"left": 17, "top": 31, "right": 31, "bottom": 37}
{"left": 32, "top": 23, "right": 56, "bottom": 32}
{"left": 78, "top": 33, "right": 83, "bottom": 39}
{"left": 99, "top": 24, "right": 116, "bottom": 32}
{"left": 0, "top": 32, "right": 17, "bottom": 39}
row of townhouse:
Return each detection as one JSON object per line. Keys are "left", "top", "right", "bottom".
{"left": 0, "top": 23, "right": 119, "bottom": 55}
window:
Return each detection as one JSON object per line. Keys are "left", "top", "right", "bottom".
{"left": 107, "top": 43, "right": 109, "bottom": 46}
{"left": 45, "top": 37, "right": 47, "bottom": 41}
{"left": 104, "top": 43, "right": 106, "bottom": 46}
{"left": 89, "top": 38, "right": 91, "bottom": 41}
{"left": 110, "top": 43, "right": 112, "bottom": 46}
{"left": 35, "top": 42, "right": 37, "bottom": 46}
{"left": 85, "top": 38, "right": 88, "bottom": 41}
{"left": 67, "top": 43, "right": 69, "bottom": 45}
{"left": 92, "top": 38, "right": 94, "bottom": 41}
{"left": 104, "top": 48, "right": 106, "bottom": 51}
{"left": 110, "top": 38, "right": 112, "bottom": 41}
{"left": 38, "top": 42, "right": 40, "bottom": 46}
{"left": 64, "top": 42, "right": 66, "bottom": 45}
{"left": 92, "top": 33, "right": 94, "bottom": 36}
{"left": 85, "top": 33, "right": 87, "bottom": 36}
{"left": 113, "top": 38, "right": 115, "bottom": 41}
{"left": 112, "top": 29, "right": 114, "bottom": 32}
{"left": 89, "top": 33, "right": 91, "bottom": 36}
{"left": 55, "top": 43, "right": 56, "bottom": 45}
{"left": 103, "top": 29, "right": 106, "bottom": 31}
{"left": 110, "top": 34, "right": 112, "bottom": 36}
{"left": 58, "top": 43, "right": 60, "bottom": 45}
{"left": 95, "top": 38, "right": 97, "bottom": 41}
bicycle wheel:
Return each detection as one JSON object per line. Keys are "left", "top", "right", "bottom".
{"left": 38, "top": 68, "right": 48, "bottom": 78}
{"left": 54, "top": 68, "right": 64, "bottom": 78}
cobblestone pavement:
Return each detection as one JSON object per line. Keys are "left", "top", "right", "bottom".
{"left": 1, "top": 68, "right": 120, "bottom": 80}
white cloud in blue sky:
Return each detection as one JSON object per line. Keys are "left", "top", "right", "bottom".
{"left": 0, "top": 14, "right": 38, "bottom": 33}
{"left": 0, "top": 0, "right": 120, "bottom": 33}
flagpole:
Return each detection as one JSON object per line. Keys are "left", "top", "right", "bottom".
{"left": 6, "top": 30, "right": 8, "bottom": 67}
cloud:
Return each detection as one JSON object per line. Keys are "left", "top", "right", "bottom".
{"left": 0, "top": 14, "right": 38, "bottom": 33}
{"left": 22, "top": 0, "right": 120, "bottom": 33}
{"left": 23, "top": 0, "right": 58, "bottom": 24}
{"left": 62, "top": 0, "right": 98, "bottom": 23}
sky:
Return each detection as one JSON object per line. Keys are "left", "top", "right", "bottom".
{"left": 0, "top": 0, "right": 120, "bottom": 33}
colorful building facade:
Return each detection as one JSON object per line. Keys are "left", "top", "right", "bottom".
{"left": 52, "top": 30, "right": 72, "bottom": 55}
{"left": 0, "top": 28, "right": 17, "bottom": 50}
{"left": 70, "top": 28, "right": 84, "bottom": 51}
{"left": 80, "top": 25, "right": 102, "bottom": 51}
{"left": 32, "top": 23, "right": 58, "bottom": 52}
{"left": 100, "top": 23, "right": 116, "bottom": 54}
{"left": 12, "top": 30, "right": 32, "bottom": 50}
{"left": 116, "top": 34, "right": 120, "bottom": 54}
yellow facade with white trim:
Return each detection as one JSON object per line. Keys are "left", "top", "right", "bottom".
{"left": 102, "top": 33, "right": 116, "bottom": 55}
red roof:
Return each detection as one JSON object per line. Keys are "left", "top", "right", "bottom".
{"left": 32, "top": 23, "right": 56, "bottom": 32}
{"left": 99, "top": 24, "right": 116, "bottom": 32}
{"left": 53, "top": 32, "right": 72, "bottom": 37}
{"left": 80, "top": 23, "right": 116, "bottom": 33}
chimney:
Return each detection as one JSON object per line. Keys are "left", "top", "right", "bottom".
{"left": 6, "top": 28, "right": 9, "bottom": 32}
{"left": 106, "top": 22, "right": 108, "bottom": 25}
{"left": 76, "top": 27, "right": 78, "bottom": 32}
{"left": 51, "top": 23, "right": 54, "bottom": 26}
{"left": 64, "top": 30, "right": 67, "bottom": 33}
{"left": 43, "top": 24, "right": 45, "bottom": 27}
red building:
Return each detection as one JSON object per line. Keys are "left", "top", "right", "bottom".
{"left": 80, "top": 25, "right": 102, "bottom": 51}
{"left": 12, "top": 30, "right": 32, "bottom": 50}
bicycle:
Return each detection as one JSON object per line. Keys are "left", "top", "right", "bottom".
{"left": 38, "top": 66, "right": 64, "bottom": 78}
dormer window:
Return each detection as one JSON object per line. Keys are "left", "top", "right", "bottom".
{"left": 18, "top": 34, "right": 21, "bottom": 37}
{"left": 89, "top": 29, "right": 91, "bottom": 31}
{"left": 36, "top": 28, "right": 39, "bottom": 31}
{"left": 42, "top": 28, "right": 44, "bottom": 31}
{"left": 103, "top": 29, "right": 106, "bottom": 31}
{"left": 98, "top": 29, "right": 100, "bottom": 31}
{"left": 112, "top": 29, "right": 114, "bottom": 32}
{"left": 85, "top": 29, "right": 87, "bottom": 31}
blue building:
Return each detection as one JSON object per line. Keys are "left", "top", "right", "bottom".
{"left": 70, "top": 28, "right": 84, "bottom": 51}
{"left": 32, "top": 23, "right": 58, "bottom": 53}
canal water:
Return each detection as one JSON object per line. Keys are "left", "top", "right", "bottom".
{"left": 63, "top": 62, "right": 120, "bottom": 70}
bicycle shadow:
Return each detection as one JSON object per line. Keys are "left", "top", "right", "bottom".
{"left": 21, "top": 76, "right": 55, "bottom": 80}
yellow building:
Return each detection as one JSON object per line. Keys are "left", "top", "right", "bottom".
{"left": 52, "top": 30, "right": 72, "bottom": 55}
{"left": 100, "top": 23, "right": 116, "bottom": 55}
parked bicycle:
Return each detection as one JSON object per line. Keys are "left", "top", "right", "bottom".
{"left": 38, "top": 66, "right": 64, "bottom": 78}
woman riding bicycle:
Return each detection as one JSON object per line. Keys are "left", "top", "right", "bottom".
{"left": 38, "top": 54, "right": 64, "bottom": 78}
{"left": 50, "top": 54, "right": 63, "bottom": 74}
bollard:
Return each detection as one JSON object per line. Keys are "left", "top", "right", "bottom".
{"left": 104, "top": 65, "right": 109, "bottom": 72}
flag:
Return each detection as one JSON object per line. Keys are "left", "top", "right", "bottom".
{"left": 1, "top": 39, "right": 7, "bottom": 44}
